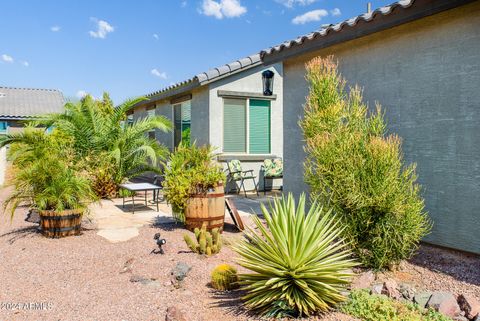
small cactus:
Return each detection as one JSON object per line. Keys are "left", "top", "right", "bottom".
{"left": 183, "top": 223, "right": 222, "bottom": 255}
{"left": 211, "top": 264, "right": 239, "bottom": 291}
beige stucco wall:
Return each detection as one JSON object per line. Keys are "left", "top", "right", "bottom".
{"left": 282, "top": 2, "right": 480, "bottom": 253}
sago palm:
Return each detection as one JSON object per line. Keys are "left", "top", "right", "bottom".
{"left": 233, "top": 193, "right": 356, "bottom": 318}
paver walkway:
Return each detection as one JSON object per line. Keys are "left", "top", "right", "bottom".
{"left": 89, "top": 192, "right": 280, "bottom": 243}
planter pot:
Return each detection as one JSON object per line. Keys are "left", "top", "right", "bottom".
{"left": 185, "top": 184, "right": 225, "bottom": 232}
{"left": 39, "top": 208, "right": 84, "bottom": 238}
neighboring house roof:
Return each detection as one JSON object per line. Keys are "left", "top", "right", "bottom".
{"left": 0, "top": 86, "right": 65, "bottom": 120}
{"left": 261, "top": 0, "right": 474, "bottom": 63}
{"left": 146, "top": 54, "right": 261, "bottom": 101}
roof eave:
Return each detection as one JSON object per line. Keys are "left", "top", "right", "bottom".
{"left": 261, "top": 0, "right": 476, "bottom": 65}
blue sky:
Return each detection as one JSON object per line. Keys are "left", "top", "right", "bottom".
{"left": 0, "top": 0, "right": 392, "bottom": 103}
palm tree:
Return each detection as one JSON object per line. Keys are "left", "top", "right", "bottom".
{"left": 2, "top": 93, "right": 172, "bottom": 198}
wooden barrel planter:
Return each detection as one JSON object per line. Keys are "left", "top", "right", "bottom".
{"left": 39, "top": 208, "right": 84, "bottom": 238}
{"left": 185, "top": 184, "right": 225, "bottom": 232}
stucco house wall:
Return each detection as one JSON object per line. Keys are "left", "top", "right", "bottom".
{"left": 282, "top": 1, "right": 480, "bottom": 253}
{"left": 209, "top": 63, "right": 284, "bottom": 191}
{"left": 133, "top": 62, "right": 284, "bottom": 192}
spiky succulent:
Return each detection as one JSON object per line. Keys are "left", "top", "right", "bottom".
{"left": 233, "top": 193, "right": 357, "bottom": 317}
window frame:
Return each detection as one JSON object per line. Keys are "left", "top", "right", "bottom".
{"left": 222, "top": 97, "right": 271, "bottom": 155}
{"left": 173, "top": 100, "right": 191, "bottom": 148}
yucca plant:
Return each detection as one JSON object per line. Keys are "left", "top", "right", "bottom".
{"left": 233, "top": 193, "right": 357, "bottom": 318}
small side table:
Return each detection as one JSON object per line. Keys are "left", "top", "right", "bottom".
{"left": 118, "top": 183, "right": 162, "bottom": 214}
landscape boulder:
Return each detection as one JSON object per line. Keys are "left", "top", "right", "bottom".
{"left": 414, "top": 292, "right": 432, "bottom": 309}
{"left": 370, "top": 283, "right": 383, "bottom": 295}
{"left": 458, "top": 294, "right": 480, "bottom": 319}
{"left": 426, "top": 292, "right": 461, "bottom": 318}
{"left": 381, "top": 279, "right": 401, "bottom": 300}
{"left": 165, "top": 306, "right": 187, "bottom": 321}
{"left": 352, "top": 271, "right": 375, "bottom": 289}
{"left": 398, "top": 283, "right": 416, "bottom": 300}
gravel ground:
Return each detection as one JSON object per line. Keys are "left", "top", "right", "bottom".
{"left": 1, "top": 186, "right": 477, "bottom": 321}
{"left": 0, "top": 187, "right": 354, "bottom": 321}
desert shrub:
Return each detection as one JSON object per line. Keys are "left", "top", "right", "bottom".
{"left": 163, "top": 144, "right": 225, "bottom": 222}
{"left": 233, "top": 193, "right": 356, "bottom": 318}
{"left": 300, "top": 56, "right": 431, "bottom": 270}
{"left": 210, "top": 264, "right": 239, "bottom": 291}
{"left": 340, "top": 289, "right": 452, "bottom": 321}
{"left": 184, "top": 224, "right": 222, "bottom": 255}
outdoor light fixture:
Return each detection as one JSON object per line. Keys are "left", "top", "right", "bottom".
{"left": 152, "top": 233, "right": 166, "bottom": 254}
{"left": 262, "top": 70, "right": 274, "bottom": 96}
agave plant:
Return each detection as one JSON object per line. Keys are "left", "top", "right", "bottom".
{"left": 233, "top": 193, "right": 357, "bottom": 317}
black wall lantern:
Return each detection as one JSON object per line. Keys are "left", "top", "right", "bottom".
{"left": 262, "top": 70, "right": 274, "bottom": 96}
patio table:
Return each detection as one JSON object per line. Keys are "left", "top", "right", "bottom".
{"left": 118, "top": 183, "right": 162, "bottom": 214}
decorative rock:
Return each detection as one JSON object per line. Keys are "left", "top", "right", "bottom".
{"left": 398, "top": 283, "right": 416, "bottom": 300}
{"left": 171, "top": 262, "right": 191, "bottom": 282}
{"left": 370, "top": 283, "right": 383, "bottom": 295}
{"left": 414, "top": 292, "right": 432, "bottom": 309}
{"left": 381, "top": 279, "right": 401, "bottom": 300}
{"left": 352, "top": 271, "right": 375, "bottom": 289}
{"left": 165, "top": 306, "right": 187, "bottom": 321}
{"left": 452, "top": 316, "right": 469, "bottom": 321}
{"left": 458, "top": 294, "right": 480, "bottom": 319}
{"left": 474, "top": 314, "right": 480, "bottom": 321}
{"left": 426, "top": 292, "right": 461, "bottom": 318}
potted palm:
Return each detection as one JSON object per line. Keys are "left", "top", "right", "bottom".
{"left": 2, "top": 128, "right": 96, "bottom": 238}
{"left": 163, "top": 144, "right": 226, "bottom": 231}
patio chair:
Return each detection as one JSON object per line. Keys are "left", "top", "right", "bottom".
{"left": 261, "top": 158, "right": 283, "bottom": 195}
{"left": 226, "top": 159, "right": 259, "bottom": 197}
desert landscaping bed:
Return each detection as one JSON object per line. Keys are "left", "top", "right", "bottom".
{"left": 0, "top": 190, "right": 478, "bottom": 321}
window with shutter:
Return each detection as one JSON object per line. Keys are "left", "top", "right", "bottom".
{"left": 223, "top": 98, "right": 246, "bottom": 153}
{"left": 173, "top": 100, "right": 191, "bottom": 147}
{"left": 249, "top": 99, "right": 270, "bottom": 154}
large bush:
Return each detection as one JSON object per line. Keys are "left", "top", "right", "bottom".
{"left": 300, "top": 56, "right": 431, "bottom": 270}
{"left": 163, "top": 144, "right": 225, "bottom": 222}
{"left": 234, "top": 193, "right": 356, "bottom": 318}
{"left": 2, "top": 128, "right": 95, "bottom": 217}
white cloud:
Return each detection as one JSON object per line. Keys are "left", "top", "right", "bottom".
{"left": 22, "top": 61, "right": 29, "bottom": 67}
{"left": 151, "top": 69, "right": 167, "bottom": 79}
{"left": 1, "top": 54, "right": 13, "bottom": 63}
{"left": 276, "top": 0, "right": 316, "bottom": 8}
{"left": 50, "top": 25, "right": 61, "bottom": 32}
{"left": 292, "top": 9, "right": 328, "bottom": 24}
{"left": 330, "top": 8, "right": 341, "bottom": 16}
{"left": 153, "top": 33, "right": 159, "bottom": 40}
{"left": 181, "top": 1, "right": 187, "bottom": 7}
{"left": 76, "top": 90, "right": 88, "bottom": 98}
{"left": 200, "top": 0, "right": 247, "bottom": 19}
{"left": 89, "top": 18, "right": 114, "bottom": 39}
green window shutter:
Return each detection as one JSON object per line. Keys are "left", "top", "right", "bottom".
{"left": 249, "top": 99, "right": 271, "bottom": 154}
{"left": 223, "top": 98, "right": 246, "bottom": 153}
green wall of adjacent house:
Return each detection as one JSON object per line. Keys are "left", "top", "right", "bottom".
{"left": 282, "top": 2, "right": 480, "bottom": 254}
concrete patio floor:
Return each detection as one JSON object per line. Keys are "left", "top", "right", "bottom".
{"left": 89, "top": 190, "right": 282, "bottom": 243}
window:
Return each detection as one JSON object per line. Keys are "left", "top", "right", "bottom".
{"left": 146, "top": 105, "right": 156, "bottom": 139}
{"left": 223, "top": 98, "right": 271, "bottom": 154}
{"left": 126, "top": 110, "right": 134, "bottom": 126}
{"left": 0, "top": 121, "right": 8, "bottom": 134}
{"left": 173, "top": 100, "right": 191, "bottom": 147}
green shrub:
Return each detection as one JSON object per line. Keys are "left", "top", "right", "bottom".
{"left": 210, "top": 264, "right": 239, "bottom": 291}
{"left": 300, "top": 56, "right": 431, "bottom": 270}
{"left": 233, "top": 193, "right": 356, "bottom": 318}
{"left": 340, "top": 289, "right": 452, "bottom": 321}
{"left": 2, "top": 128, "right": 96, "bottom": 217}
{"left": 163, "top": 144, "right": 225, "bottom": 222}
